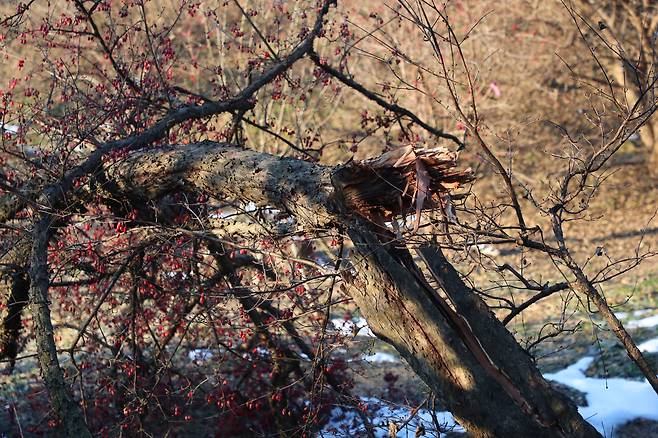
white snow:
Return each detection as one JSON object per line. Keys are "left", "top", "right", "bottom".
{"left": 330, "top": 318, "right": 375, "bottom": 338}
{"left": 546, "top": 356, "right": 658, "bottom": 436}
{"left": 615, "top": 309, "right": 651, "bottom": 320}
{"left": 474, "top": 243, "right": 499, "bottom": 256}
{"left": 188, "top": 348, "right": 213, "bottom": 361}
{"left": 638, "top": 336, "right": 658, "bottom": 353}
{"left": 166, "top": 271, "right": 188, "bottom": 279}
{"left": 625, "top": 314, "right": 658, "bottom": 329}
{"left": 323, "top": 397, "right": 462, "bottom": 437}
{"left": 362, "top": 352, "right": 398, "bottom": 363}
{"left": 1, "top": 124, "right": 18, "bottom": 134}
{"left": 208, "top": 202, "right": 281, "bottom": 219}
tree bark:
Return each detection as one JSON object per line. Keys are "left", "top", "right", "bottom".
{"left": 606, "top": 49, "right": 658, "bottom": 173}
{"left": 28, "top": 217, "right": 92, "bottom": 437}
{"left": 0, "top": 241, "right": 30, "bottom": 369}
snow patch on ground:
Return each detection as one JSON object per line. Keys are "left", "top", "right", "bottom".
{"left": 188, "top": 348, "right": 213, "bottom": 361}
{"left": 323, "top": 397, "right": 462, "bottom": 437}
{"left": 473, "top": 243, "right": 499, "bottom": 256}
{"left": 362, "top": 352, "right": 398, "bottom": 363}
{"left": 625, "top": 314, "right": 658, "bottom": 329}
{"left": 615, "top": 309, "right": 652, "bottom": 320}
{"left": 638, "top": 336, "right": 658, "bottom": 353}
{"left": 546, "top": 356, "right": 658, "bottom": 436}
{"left": 1, "top": 124, "right": 18, "bottom": 134}
{"left": 330, "top": 318, "right": 375, "bottom": 338}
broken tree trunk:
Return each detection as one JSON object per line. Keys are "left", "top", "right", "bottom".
{"left": 104, "top": 141, "right": 601, "bottom": 437}
{"left": 344, "top": 228, "right": 598, "bottom": 437}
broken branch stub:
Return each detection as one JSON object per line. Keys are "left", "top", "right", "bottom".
{"left": 331, "top": 145, "right": 474, "bottom": 228}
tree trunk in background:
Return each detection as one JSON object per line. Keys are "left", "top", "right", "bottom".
{"left": 641, "top": 119, "right": 658, "bottom": 172}
{"left": 608, "top": 58, "right": 658, "bottom": 173}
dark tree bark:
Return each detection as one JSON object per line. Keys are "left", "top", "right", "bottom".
{"left": 0, "top": 241, "right": 30, "bottom": 369}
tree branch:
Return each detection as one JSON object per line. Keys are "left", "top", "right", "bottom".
{"left": 309, "top": 51, "right": 464, "bottom": 148}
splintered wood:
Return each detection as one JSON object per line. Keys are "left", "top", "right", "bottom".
{"left": 332, "top": 145, "right": 474, "bottom": 231}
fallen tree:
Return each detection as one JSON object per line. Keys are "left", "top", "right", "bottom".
{"left": 100, "top": 140, "right": 599, "bottom": 436}
{"left": 1, "top": 0, "right": 657, "bottom": 436}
